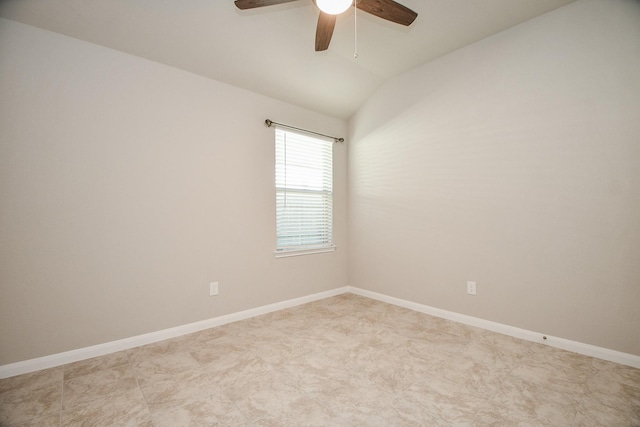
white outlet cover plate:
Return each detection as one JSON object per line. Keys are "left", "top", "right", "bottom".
{"left": 210, "top": 282, "right": 219, "bottom": 296}
{"left": 467, "top": 281, "right": 477, "bottom": 295}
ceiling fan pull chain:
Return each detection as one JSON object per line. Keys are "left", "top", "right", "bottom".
{"left": 354, "top": 0, "right": 358, "bottom": 59}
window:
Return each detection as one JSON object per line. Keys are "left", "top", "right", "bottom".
{"left": 275, "top": 128, "right": 334, "bottom": 256}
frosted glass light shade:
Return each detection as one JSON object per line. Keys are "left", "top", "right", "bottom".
{"left": 316, "top": 0, "right": 352, "bottom": 15}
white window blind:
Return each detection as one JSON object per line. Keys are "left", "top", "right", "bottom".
{"left": 275, "top": 128, "right": 334, "bottom": 255}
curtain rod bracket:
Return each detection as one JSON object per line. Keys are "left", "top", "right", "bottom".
{"left": 265, "top": 119, "right": 344, "bottom": 143}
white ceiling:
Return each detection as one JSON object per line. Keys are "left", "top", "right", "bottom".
{"left": 0, "top": 0, "right": 576, "bottom": 119}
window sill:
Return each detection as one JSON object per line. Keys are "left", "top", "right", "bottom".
{"left": 274, "top": 246, "right": 336, "bottom": 258}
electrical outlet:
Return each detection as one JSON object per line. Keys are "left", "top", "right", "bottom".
{"left": 467, "top": 281, "right": 477, "bottom": 296}
{"left": 209, "top": 282, "right": 219, "bottom": 296}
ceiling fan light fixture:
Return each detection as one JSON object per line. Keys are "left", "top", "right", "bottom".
{"left": 316, "top": 0, "right": 352, "bottom": 15}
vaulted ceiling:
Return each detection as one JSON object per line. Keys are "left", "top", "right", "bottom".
{"left": 0, "top": 0, "right": 576, "bottom": 119}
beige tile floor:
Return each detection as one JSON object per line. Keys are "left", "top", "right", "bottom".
{"left": 1, "top": 293, "right": 639, "bottom": 426}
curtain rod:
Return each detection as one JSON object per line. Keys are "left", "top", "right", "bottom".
{"left": 265, "top": 119, "right": 344, "bottom": 143}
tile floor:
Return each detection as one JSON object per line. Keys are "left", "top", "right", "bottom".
{"left": 1, "top": 293, "right": 639, "bottom": 426}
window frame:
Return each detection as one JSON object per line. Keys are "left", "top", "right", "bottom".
{"left": 274, "top": 127, "right": 335, "bottom": 258}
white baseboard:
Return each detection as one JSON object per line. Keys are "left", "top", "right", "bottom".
{"left": 0, "top": 287, "right": 349, "bottom": 379}
{"left": 348, "top": 286, "right": 640, "bottom": 369}
{"left": 3, "top": 285, "right": 638, "bottom": 379}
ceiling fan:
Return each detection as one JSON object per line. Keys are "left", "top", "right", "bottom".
{"left": 234, "top": 0, "right": 418, "bottom": 51}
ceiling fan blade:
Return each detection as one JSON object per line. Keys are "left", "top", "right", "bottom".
{"left": 356, "top": 0, "right": 417, "bottom": 26}
{"left": 234, "top": 0, "right": 298, "bottom": 10}
{"left": 315, "top": 12, "right": 336, "bottom": 51}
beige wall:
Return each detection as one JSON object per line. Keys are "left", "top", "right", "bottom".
{"left": 0, "top": 18, "right": 348, "bottom": 365}
{"left": 348, "top": 0, "right": 640, "bottom": 356}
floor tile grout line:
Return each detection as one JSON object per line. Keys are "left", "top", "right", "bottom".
{"left": 58, "top": 370, "right": 64, "bottom": 427}
{"left": 126, "top": 350, "right": 156, "bottom": 427}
